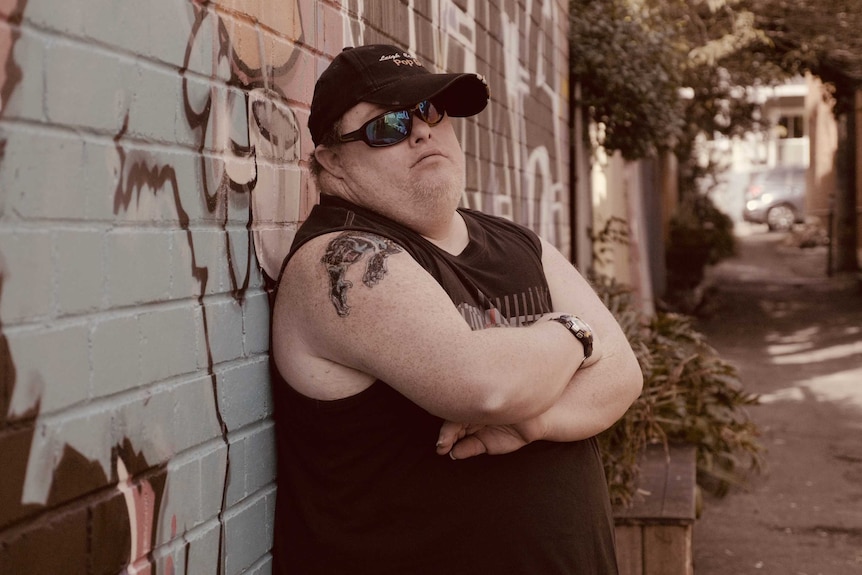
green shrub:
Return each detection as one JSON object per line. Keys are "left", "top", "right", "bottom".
{"left": 669, "top": 192, "right": 736, "bottom": 264}
{"left": 592, "top": 273, "right": 763, "bottom": 507}
{"left": 666, "top": 193, "right": 736, "bottom": 293}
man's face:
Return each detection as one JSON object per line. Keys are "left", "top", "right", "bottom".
{"left": 330, "top": 100, "right": 466, "bottom": 219}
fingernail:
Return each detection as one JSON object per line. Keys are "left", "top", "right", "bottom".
{"left": 449, "top": 450, "right": 457, "bottom": 461}
{"left": 435, "top": 440, "right": 443, "bottom": 448}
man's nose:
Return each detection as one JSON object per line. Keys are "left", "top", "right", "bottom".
{"left": 411, "top": 113, "right": 434, "bottom": 142}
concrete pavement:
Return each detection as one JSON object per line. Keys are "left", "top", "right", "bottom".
{"left": 691, "top": 224, "right": 862, "bottom": 574}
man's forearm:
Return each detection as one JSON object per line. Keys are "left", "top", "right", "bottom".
{"left": 435, "top": 348, "right": 642, "bottom": 460}
{"left": 534, "top": 345, "right": 643, "bottom": 442}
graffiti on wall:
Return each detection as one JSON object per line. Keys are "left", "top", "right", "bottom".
{"left": 453, "top": 0, "right": 569, "bottom": 250}
{"left": 1, "top": 0, "right": 303, "bottom": 572}
{"left": 0, "top": 0, "right": 570, "bottom": 572}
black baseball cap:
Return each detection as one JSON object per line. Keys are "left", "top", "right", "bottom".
{"left": 309, "top": 44, "right": 490, "bottom": 146}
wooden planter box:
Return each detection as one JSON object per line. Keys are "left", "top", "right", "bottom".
{"left": 613, "top": 444, "right": 697, "bottom": 575}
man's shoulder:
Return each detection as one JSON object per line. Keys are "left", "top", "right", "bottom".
{"left": 290, "top": 196, "right": 412, "bottom": 255}
{"left": 278, "top": 229, "right": 407, "bottom": 294}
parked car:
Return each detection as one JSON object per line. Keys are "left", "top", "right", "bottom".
{"left": 742, "top": 166, "right": 807, "bottom": 231}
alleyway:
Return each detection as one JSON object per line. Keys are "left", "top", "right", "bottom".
{"left": 691, "top": 225, "right": 862, "bottom": 574}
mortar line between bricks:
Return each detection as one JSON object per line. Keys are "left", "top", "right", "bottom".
{"left": 0, "top": 470, "right": 257, "bottom": 550}
{"left": 238, "top": 553, "right": 274, "bottom": 575}
{"left": 155, "top": 434, "right": 231, "bottom": 470}
{"left": 147, "top": 515, "right": 225, "bottom": 563}
{"left": 0, "top": 217, "right": 260, "bottom": 235}
{"left": 219, "top": 483, "right": 275, "bottom": 521}
{"left": 143, "top": 485, "right": 276, "bottom": 569}
{"left": 9, "top": 353, "right": 271, "bottom": 424}
{"left": 19, "top": 6, "right": 319, "bottom": 110}
{"left": 0, "top": 478, "right": 142, "bottom": 541}
{"left": 0, "top": 287, "right": 270, "bottom": 331}
{"left": 0, "top": 115, "right": 274, "bottom": 158}
{"left": 6, "top": 17, "right": 314, "bottom": 120}
{"left": 13, "top": 15, "right": 229, "bottom": 85}
{"left": 225, "top": 418, "right": 274, "bottom": 443}
{"left": 0, "top": 218, "right": 270, "bottom": 232}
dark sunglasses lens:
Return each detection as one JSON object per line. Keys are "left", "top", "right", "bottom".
{"left": 366, "top": 110, "right": 411, "bottom": 146}
{"left": 418, "top": 100, "right": 444, "bottom": 125}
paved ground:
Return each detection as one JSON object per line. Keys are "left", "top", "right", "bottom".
{"left": 691, "top": 224, "right": 862, "bottom": 575}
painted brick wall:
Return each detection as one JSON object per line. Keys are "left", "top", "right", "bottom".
{"left": 0, "top": 1, "right": 571, "bottom": 573}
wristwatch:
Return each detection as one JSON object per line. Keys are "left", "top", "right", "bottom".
{"left": 550, "top": 314, "right": 593, "bottom": 361}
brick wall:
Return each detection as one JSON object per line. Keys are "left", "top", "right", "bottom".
{"left": 0, "top": 1, "right": 571, "bottom": 573}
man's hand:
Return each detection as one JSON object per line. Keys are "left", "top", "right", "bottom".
{"left": 436, "top": 418, "right": 548, "bottom": 460}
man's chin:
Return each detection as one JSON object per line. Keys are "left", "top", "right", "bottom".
{"left": 412, "top": 181, "right": 462, "bottom": 205}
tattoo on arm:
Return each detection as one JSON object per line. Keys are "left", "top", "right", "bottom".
{"left": 321, "top": 232, "right": 403, "bottom": 317}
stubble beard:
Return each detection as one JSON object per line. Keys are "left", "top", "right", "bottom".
{"left": 407, "top": 159, "right": 466, "bottom": 214}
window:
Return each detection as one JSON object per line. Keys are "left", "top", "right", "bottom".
{"left": 778, "top": 115, "right": 804, "bottom": 139}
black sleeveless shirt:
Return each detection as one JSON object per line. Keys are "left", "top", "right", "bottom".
{"left": 271, "top": 195, "right": 618, "bottom": 574}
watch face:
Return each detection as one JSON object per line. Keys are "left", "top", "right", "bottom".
{"left": 553, "top": 315, "right": 593, "bottom": 358}
{"left": 570, "top": 317, "right": 590, "bottom": 336}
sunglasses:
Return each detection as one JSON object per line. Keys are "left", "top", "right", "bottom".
{"left": 338, "top": 100, "right": 446, "bottom": 147}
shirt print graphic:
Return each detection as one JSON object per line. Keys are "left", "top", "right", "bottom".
{"left": 456, "top": 285, "right": 552, "bottom": 330}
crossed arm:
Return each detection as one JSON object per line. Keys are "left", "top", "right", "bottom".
{"left": 436, "top": 238, "right": 643, "bottom": 458}
{"left": 273, "top": 231, "right": 642, "bottom": 453}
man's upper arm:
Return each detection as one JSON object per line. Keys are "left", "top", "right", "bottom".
{"left": 273, "top": 231, "right": 584, "bottom": 423}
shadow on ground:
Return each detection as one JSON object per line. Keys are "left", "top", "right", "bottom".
{"left": 691, "top": 225, "right": 862, "bottom": 575}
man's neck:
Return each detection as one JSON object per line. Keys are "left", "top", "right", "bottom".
{"left": 421, "top": 211, "right": 469, "bottom": 256}
{"left": 325, "top": 192, "right": 469, "bottom": 255}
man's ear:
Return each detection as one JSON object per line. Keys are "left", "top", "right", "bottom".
{"left": 314, "top": 145, "right": 344, "bottom": 178}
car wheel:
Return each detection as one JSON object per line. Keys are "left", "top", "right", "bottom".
{"left": 767, "top": 204, "right": 796, "bottom": 232}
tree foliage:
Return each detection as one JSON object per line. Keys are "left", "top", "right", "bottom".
{"left": 569, "top": 0, "right": 685, "bottom": 160}
{"left": 739, "top": 0, "right": 862, "bottom": 112}
{"left": 571, "top": 0, "right": 861, "bottom": 272}
{"left": 709, "top": 0, "right": 862, "bottom": 272}
{"left": 570, "top": 0, "right": 862, "bottom": 153}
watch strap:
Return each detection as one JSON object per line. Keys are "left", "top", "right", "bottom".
{"left": 550, "top": 314, "right": 593, "bottom": 360}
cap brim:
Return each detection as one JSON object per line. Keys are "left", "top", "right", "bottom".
{"left": 363, "top": 72, "right": 489, "bottom": 118}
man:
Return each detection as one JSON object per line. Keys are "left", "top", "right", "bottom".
{"left": 270, "top": 44, "right": 643, "bottom": 574}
